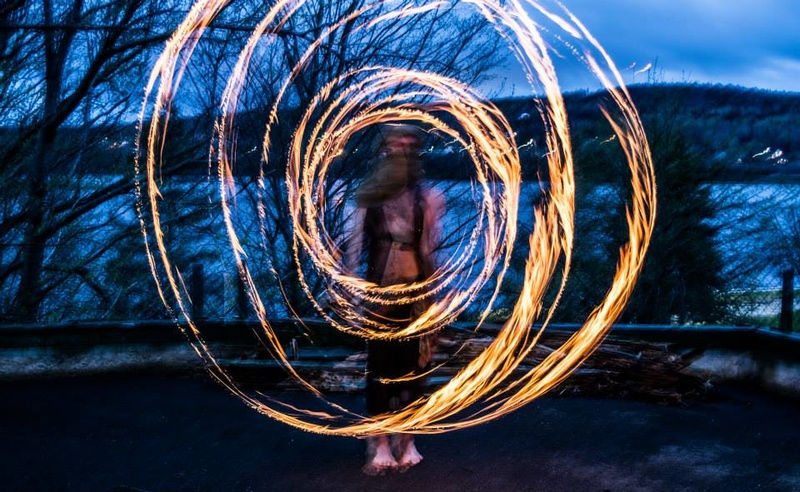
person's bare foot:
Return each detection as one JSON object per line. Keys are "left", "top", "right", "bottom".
{"left": 362, "top": 436, "right": 398, "bottom": 476}
{"left": 392, "top": 434, "right": 423, "bottom": 472}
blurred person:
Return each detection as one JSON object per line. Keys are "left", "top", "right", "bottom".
{"left": 345, "top": 123, "right": 445, "bottom": 475}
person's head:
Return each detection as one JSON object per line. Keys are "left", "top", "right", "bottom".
{"left": 377, "top": 123, "right": 425, "bottom": 186}
{"left": 379, "top": 123, "right": 424, "bottom": 160}
{"left": 355, "top": 123, "right": 425, "bottom": 206}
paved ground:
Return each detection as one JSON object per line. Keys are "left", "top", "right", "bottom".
{"left": 1, "top": 371, "right": 799, "bottom": 492}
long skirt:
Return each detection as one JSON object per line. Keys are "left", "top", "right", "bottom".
{"left": 366, "top": 336, "right": 422, "bottom": 415}
{"left": 365, "top": 245, "right": 425, "bottom": 415}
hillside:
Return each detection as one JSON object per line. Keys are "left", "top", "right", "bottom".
{"left": 489, "top": 83, "right": 800, "bottom": 182}
{"left": 5, "top": 83, "right": 798, "bottom": 181}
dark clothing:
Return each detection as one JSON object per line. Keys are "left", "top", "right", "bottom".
{"left": 366, "top": 333, "right": 422, "bottom": 414}
{"left": 363, "top": 188, "right": 427, "bottom": 415}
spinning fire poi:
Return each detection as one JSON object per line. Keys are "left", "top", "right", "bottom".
{"left": 135, "top": 0, "right": 656, "bottom": 441}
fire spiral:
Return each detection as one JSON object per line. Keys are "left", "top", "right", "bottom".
{"left": 136, "top": 0, "right": 655, "bottom": 435}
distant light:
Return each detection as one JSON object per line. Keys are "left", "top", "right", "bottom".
{"left": 634, "top": 62, "right": 652, "bottom": 75}
{"left": 769, "top": 149, "right": 784, "bottom": 160}
{"left": 752, "top": 147, "right": 771, "bottom": 158}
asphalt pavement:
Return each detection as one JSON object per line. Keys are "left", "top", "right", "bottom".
{"left": 1, "top": 371, "right": 799, "bottom": 492}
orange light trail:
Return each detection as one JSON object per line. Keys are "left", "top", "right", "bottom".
{"left": 135, "top": 0, "right": 656, "bottom": 436}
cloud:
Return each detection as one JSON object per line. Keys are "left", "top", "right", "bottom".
{"left": 552, "top": 0, "right": 800, "bottom": 91}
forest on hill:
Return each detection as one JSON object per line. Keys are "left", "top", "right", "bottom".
{"left": 475, "top": 83, "right": 800, "bottom": 183}
{"left": 5, "top": 83, "right": 798, "bottom": 183}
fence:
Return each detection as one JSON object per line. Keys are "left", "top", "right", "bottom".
{"left": 781, "top": 269, "right": 797, "bottom": 332}
{"left": 722, "top": 268, "right": 798, "bottom": 332}
{"left": 179, "top": 261, "right": 797, "bottom": 333}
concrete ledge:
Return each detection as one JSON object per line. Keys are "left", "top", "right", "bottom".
{"left": 0, "top": 318, "right": 355, "bottom": 380}
{"left": 683, "top": 349, "right": 800, "bottom": 398}
{"left": 2, "top": 320, "right": 798, "bottom": 399}
{"left": 0, "top": 345, "right": 201, "bottom": 379}
{"left": 608, "top": 324, "right": 800, "bottom": 399}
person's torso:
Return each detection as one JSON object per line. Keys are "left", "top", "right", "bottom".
{"left": 380, "top": 188, "right": 418, "bottom": 244}
{"left": 367, "top": 187, "right": 424, "bottom": 285}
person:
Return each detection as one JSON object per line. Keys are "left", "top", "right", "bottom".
{"left": 345, "top": 123, "right": 445, "bottom": 475}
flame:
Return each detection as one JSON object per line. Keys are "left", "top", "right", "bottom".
{"left": 135, "top": 0, "right": 656, "bottom": 436}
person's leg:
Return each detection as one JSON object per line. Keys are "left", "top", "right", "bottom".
{"left": 363, "top": 435, "right": 398, "bottom": 475}
{"left": 363, "top": 340, "right": 397, "bottom": 474}
{"left": 362, "top": 312, "right": 424, "bottom": 474}
{"left": 391, "top": 433, "right": 423, "bottom": 472}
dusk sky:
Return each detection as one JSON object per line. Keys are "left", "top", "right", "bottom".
{"left": 496, "top": 0, "right": 800, "bottom": 95}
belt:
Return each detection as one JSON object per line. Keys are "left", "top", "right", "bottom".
{"left": 390, "top": 240, "right": 415, "bottom": 252}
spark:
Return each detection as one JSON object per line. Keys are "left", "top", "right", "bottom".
{"left": 136, "top": 0, "right": 656, "bottom": 436}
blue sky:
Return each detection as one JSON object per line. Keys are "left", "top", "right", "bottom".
{"left": 493, "top": 0, "right": 800, "bottom": 95}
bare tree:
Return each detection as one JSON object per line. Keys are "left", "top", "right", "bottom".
{"left": 0, "top": 0, "right": 189, "bottom": 321}
{"left": 0, "top": 0, "right": 506, "bottom": 322}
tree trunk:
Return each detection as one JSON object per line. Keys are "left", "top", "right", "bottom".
{"left": 12, "top": 0, "right": 80, "bottom": 321}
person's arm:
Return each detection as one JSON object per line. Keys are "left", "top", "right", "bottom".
{"left": 345, "top": 207, "right": 367, "bottom": 275}
{"left": 419, "top": 188, "right": 445, "bottom": 277}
